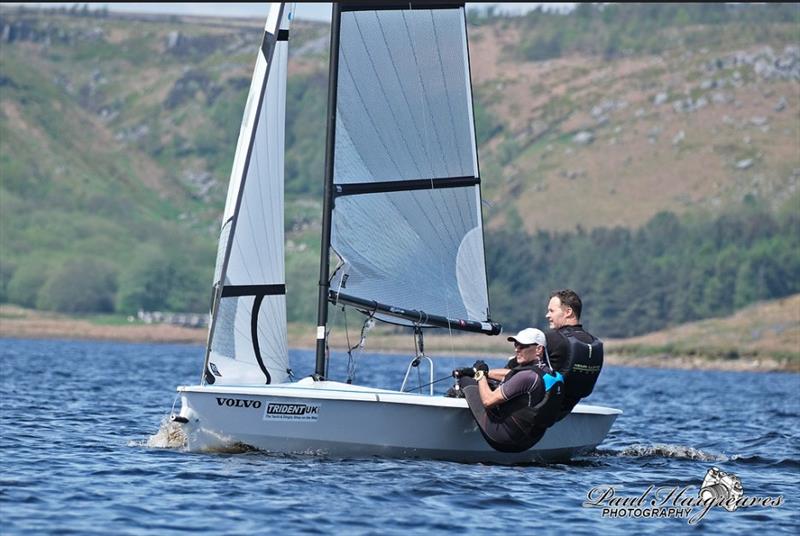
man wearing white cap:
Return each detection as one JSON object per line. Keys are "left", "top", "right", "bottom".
{"left": 454, "top": 327, "right": 564, "bottom": 452}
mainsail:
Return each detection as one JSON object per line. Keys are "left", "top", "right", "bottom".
{"left": 203, "top": 3, "right": 293, "bottom": 386}
{"left": 326, "top": 3, "right": 498, "bottom": 334}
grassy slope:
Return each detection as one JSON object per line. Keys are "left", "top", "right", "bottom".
{"left": 468, "top": 21, "right": 799, "bottom": 232}
{"left": 0, "top": 8, "right": 798, "bottom": 339}
{"left": 2, "top": 10, "right": 796, "bottom": 238}
{"left": 605, "top": 294, "right": 800, "bottom": 365}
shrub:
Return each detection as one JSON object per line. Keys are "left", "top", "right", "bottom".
{"left": 37, "top": 258, "right": 117, "bottom": 313}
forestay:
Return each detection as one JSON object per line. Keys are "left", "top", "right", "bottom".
{"left": 328, "top": 4, "right": 493, "bottom": 331}
{"left": 203, "top": 3, "right": 293, "bottom": 386}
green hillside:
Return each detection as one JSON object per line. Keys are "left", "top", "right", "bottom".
{"left": 0, "top": 4, "right": 798, "bottom": 338}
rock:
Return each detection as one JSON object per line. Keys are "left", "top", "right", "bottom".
{"left": 700, "top": 79, "right": 715, "bottom": 90}
{"left": 694, "top": 96, "right": 708, "bottom": 110}
{"left": 754, "top": 58, "right": 774, "bottom": 79}
{"left": 115, "top": 124, "right": 150, "bottom": 144}
{"left": 736, "top": 159, "right": 753, "bottom": 170}
{"left": 182, "top": 169, "right": 215, "bottom": 198}
{"left": 591, "top": 99, "right": 626, "bottom": 119}
{"left": 750, "top": 116, "right": 768, "bottom": 127}
{"left": 711, "top": 91, "right": 732, "bottom": 105}
{"left": 525, "top": 119, "right": 552, "bottom": 144}
{"left": 572, "top": 131, "right": 594, "bottom": 145}
{"left": 672, "top": 99, "right": 693, "bottom": 113}
{"left": 164, "top": 70, "right": 217, "bottom": 109}
{"left": 774, "top": 96, "right": 787, "bottom": 112}
{"left": 653, "top": 92, "right": 668, "bottom": 106}
{"left": 87, "top": 27, "right": 105, "bottom": 41}
{"left": 166, "top": 31, "right": 181, "bottom": 50}
{"left": 672, "top": 130, "right": 685, "bottom": 146}
{"left": 648, "top": 126, "right": 661, "bottom": 143}
{"left": 560, "top": 169, "right": 586, "bottom": 180}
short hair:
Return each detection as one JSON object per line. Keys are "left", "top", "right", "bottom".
{"left": 550, "top": 289, "right": 582, "bottom": 320}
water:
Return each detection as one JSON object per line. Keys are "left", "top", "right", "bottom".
{"left": 1, "top": 338, "right": 798, "bottom": 534}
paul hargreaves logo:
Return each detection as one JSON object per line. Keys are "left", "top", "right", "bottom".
{"left": 583, "top": 467, "right": 783, "bottom": 525}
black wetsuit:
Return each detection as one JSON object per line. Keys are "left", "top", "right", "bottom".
{"left": 546, "top": 324, "right": 599, "bottom": 414}
{"left": 458, "top": 365, "right": 548, "bottom": 453}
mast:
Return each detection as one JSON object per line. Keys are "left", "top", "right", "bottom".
{"left": 314, "top": 3, "right": 343, "bottom": 379}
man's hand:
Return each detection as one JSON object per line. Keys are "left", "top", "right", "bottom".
{"left": 472, "top": 360, "right": 489, "bottom": 374}
{"left": 452, "top": 367, "right": 475, "bottom": 378}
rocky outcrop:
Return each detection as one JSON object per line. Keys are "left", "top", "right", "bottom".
{"left": 164, "top": 69, "right": 221, "bottom": 109}
{"left": 706, "top": 45, "right": 800, "bottom": 81}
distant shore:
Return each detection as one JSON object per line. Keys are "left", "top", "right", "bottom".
{"left": 1, "top": 306, "right": 796, "bottom": 372}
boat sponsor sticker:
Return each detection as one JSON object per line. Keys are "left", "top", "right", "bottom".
{"left": 216, "top": 397, "right": 262, "bottom": 409}
{"left": 582, "top": 467, "right": 783, "bottom": 525}
{"left": 263, "top": 401, "right": 321, "bottom": 422}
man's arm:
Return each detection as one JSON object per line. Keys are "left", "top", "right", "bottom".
{"left": 487, "top": 368, "right": 510, "bottom": 382}
{"left": 476, "top": 373, "right": 506, "bottom": 408}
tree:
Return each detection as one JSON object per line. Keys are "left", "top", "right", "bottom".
{"left": 36, "top": 258, "right": 117, "bottom": 313}
{"left": 116, "top": 244, "right": 209, "bottom": 313}
{"left": 6, "top": 257, "right": 50, "bottom": 308}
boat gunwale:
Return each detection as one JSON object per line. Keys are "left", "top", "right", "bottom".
{"left": 177, "top": 381, "right": 622, "bottom": 415}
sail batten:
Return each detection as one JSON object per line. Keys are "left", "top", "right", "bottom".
{"left": 334, "top": 176, "right": 479, "bottom": 197}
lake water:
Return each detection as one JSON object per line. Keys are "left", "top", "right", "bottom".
{"left": 1, "top": 338, "right": 798, "bottom": 534}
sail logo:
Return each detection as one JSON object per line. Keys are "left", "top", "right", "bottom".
{"left": 263, "top": 402, "right": 321, "bottom": 422}
{"left": 215, "top": 397, "right": 262, "bottom": 409}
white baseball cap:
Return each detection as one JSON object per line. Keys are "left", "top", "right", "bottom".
{"left": 507, "top": 328, "right": 547, "bottom": 348}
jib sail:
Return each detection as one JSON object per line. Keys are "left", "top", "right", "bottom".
{"left": 203, "top": 3, "right": 294, "bottom": 385}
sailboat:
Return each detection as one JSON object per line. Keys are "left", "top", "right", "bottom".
{"left": 172, "top": 2, "right": 621, "bottom": 464}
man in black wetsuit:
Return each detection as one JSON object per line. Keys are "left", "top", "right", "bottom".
{"left": 456, "top": 328, "right": 561, "bottom": 453}
{"left": 545, "top": 288, "right": 603, "bottom": 415}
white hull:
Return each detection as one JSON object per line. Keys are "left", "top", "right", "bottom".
{"left": 175, "top": 378, "right": 621, "bottom": 464}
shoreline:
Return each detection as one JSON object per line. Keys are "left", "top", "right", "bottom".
{"left": 1, "top": 307, "right": 796, "bottom": 372}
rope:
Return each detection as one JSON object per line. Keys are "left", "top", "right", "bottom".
{"left": 343, "top": 306, "right": 375, "bottom": 384}
{"left": 402, "top": 375, "right": 452, "bottom": 393}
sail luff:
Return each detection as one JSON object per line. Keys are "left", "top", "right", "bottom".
{"left": 202, "top": 3, "right": 289, "bottom": 385}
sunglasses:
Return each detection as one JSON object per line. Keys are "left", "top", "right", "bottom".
{"left": 514, "top": 342, "right": 537, "bottom": 349}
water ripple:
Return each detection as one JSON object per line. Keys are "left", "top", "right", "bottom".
{"left": 1, "top": 339, "right": 797, "bottom": 535}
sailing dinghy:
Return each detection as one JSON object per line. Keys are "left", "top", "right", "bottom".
{"left": 173, "top": 2, "right": 621, "bottom": 464}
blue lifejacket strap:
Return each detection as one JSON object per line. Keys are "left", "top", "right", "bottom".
{"left": 542, "top": 371, "right": 564, "bottom": 392}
